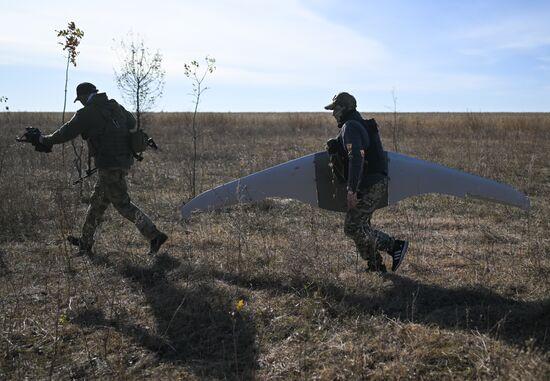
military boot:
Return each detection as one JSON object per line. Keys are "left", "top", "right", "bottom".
{"left": 67, "top": 235, "right": 93, "bottom": 256}
{"left": 149, "top": 232, "right": 168, "bottom": 255}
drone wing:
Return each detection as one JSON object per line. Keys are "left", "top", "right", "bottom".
{"left": 387, "top": 152, "right": 530, "bottom": 210}
{"left": 181, "top": 153, "right": 319, "bottom": 219}
{"left": 181, "top": 151, "right": 529, "bottom": 219}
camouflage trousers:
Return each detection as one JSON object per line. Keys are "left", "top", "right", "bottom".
{"left": 80, "top": 168, "right": 161, "bottom": 249}
{"left": 344, "top": 177, "right": 394, "bottom": 267}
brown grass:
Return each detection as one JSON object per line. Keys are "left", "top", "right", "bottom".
{"left": 0, "top": 111, "right": 549, "bottom": 380}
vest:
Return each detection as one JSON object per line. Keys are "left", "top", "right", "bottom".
{"left": 85, "top": 95, "right": 134, "bottom": 169}
{"left": 362, "top": 118, "right": 388, "bottom": 176}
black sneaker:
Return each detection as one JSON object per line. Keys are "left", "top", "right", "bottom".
{"left": 149, "top": 232, "right": 168, "bottom": 255}
{"left": 390, "top": 240, "right": 409, "bottom": 272}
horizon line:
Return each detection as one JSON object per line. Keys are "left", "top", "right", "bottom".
{"left": 2, "top": 110, "right": 550, "bottom": 114}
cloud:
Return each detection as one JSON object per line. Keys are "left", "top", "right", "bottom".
{"left": 3, "top": 1, "right": 548, "bottom": 111}
{"left": 457, "top": 10, "right": 550, "bottom": 51}
{"left": 0, "top": 0, "right": 389, "bottom": 87}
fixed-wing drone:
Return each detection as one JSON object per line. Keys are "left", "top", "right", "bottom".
{"left": 181, "top": 151, "right": 529, "bottom": 219}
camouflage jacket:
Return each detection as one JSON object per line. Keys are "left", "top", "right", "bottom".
{"left": 42, "top": 93, "right": 135, "bottom": 169}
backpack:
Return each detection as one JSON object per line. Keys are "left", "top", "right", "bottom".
{"left": 129, "top": 127, "right": 152, "bottom": 161}
{"left": 94, "top": 100, "right": 156, "bottom": 162}
{"left": 361, "top": 118, "right": 388, "bottom": 176}
{"left": 362, "top": 118, "right": 379, "bottom": 133}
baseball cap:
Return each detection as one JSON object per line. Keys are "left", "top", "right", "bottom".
{"left": 74, "top": 82, "right": 98, "bottom": 102}
{"left": 324, "top": 92, "right": 357, "bottom": 110}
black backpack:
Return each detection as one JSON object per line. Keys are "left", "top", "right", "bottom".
{"left": 361, "top": 118, "right": 388, "bottom": 175}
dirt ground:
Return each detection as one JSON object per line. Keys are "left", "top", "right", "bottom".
{"left": 0, "top": 111, "right": 548, "bottom": 380}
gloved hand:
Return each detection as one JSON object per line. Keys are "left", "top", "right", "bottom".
{"left": 16, "top": 127, "right": 52, "bottom": 153}
{"left": 34, "top": 139, "right": 52, "bottom": 153}
{"left": 326, "top": 138, "right": 339, "bottom": 154}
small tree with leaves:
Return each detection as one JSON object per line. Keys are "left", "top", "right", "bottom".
{"left": 56, "top": 22, "right": 84, "bottom": 124}
{"left": 114, "top": 35, "right": 165, "bottom": 130}
{"left": 184, "top": 56, "right": 216, "bottom": 197}
{"left": 56, "top": 21, "right": 85, "bottom": 186}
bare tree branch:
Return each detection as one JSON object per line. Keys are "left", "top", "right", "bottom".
{"left": 184, "top": 56, "right": 216, "bottom": 197}
{"left": 113, "top": 33, "right": 165, "bottom": 129}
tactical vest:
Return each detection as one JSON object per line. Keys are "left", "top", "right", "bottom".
{"left": 362, "top": 119, "right": 388, "bottom": 176}
{"left": 328, "top": 116, "right": 388, "bottom": 187}
{"left": 88, "top": 101, "right": 134, "bottom": 169}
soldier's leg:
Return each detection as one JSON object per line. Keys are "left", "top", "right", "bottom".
{"left": 344, "top": 206, "right": 385, "bottom": 270}
{"left": 361, "top": 178, "right": 409, "bottom": 272}
{"left": 105, "top": 169, "right": 162, "bottom": 241}
{"left": 344, "top": 178, "right": 394, "bottom": 270}
{"left": 80, "top": 172, "right": 110, "bottom": 250}
{"left": 360, "top": 178, "right": 395, "bottom": 252}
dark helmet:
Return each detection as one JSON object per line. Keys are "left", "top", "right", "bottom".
{"left": 74, "top": 82, "right": 98, "bottom": 102}
{"left": 324, "top": 92, "right": 357, "bottom": 111}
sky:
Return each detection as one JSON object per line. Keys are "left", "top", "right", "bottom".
{"left": 0, "top": 0, "right": 549, "bottom": 112}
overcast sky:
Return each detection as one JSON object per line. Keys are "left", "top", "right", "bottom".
{"left": 1, "top": 0, "right": 549, "bottom": 112}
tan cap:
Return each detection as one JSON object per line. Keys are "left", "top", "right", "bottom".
{"left": 324, "top": 92, "right": 357, "bottom": 110}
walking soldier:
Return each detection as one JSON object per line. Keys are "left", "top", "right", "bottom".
{"left": 32, "top": 82, "right": 167, "bottom": 255}
{"left": 325, "top": 92, "right": 408, "bottom": 272}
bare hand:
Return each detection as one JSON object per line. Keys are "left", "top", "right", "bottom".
{"left": 347, "top": 191, "right": 358, "bottom": 210}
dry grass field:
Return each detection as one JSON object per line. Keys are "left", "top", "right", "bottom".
{"left": 0, "top": 111, "right": 549, "bottom": 380}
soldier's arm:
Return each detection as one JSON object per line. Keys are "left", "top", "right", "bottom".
{"left": 342, "top": 122, "right": 369, "bottom": 192}
{"left": 41, "top": 110, "right": 88, "bottom": 145}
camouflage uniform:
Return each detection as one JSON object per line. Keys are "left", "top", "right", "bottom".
{"left": 344, "top": 177, "right": 394, "bottom": 268}
{"left": 325, "top": 93, "right": 397, "bottom": 270}
{"left": 41, "top": 89, "right": 164, "bottom": 252}
{"left": 80, "top": 169, "right": 161, "bottom": 250}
